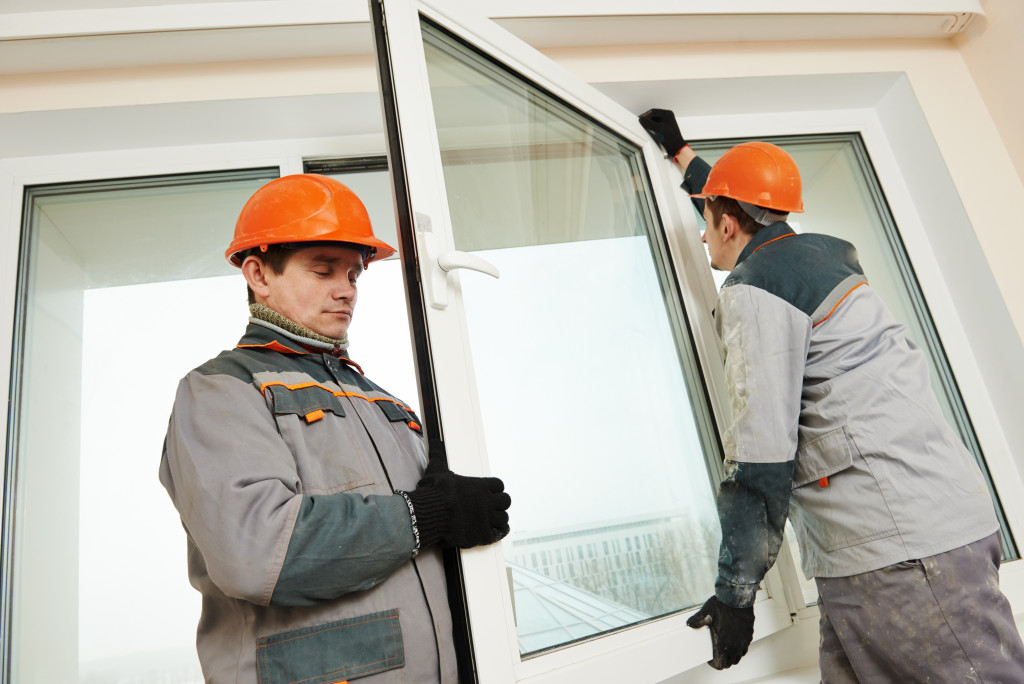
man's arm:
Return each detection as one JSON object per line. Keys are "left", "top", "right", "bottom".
{"left": 160, "top": 370, "right": 420, "bottom": 606}
{"left": 686, "top": 283, "right": 810, "bottom": 668}
{"left": 714, "top": 459, "right": 796, "bottom": 608}
{"left": 161, "top": 368, "right": 510, "bottom": 607}
{"left": 714, "top": 283, "right": 809, "bottom": 603}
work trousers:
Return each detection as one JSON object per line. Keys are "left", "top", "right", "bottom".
{"left": 816, "top": 532, "right": 1024, "bottom": 683}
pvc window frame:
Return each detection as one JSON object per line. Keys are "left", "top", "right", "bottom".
{"left": 369, "top": 0, "right": 797, "bottom": 681}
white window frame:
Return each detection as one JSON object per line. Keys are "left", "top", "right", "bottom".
{"left": 371, "top": 0, "right": 797, "bottom": 681}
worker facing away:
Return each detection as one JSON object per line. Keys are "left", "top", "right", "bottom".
{"left": 640, "top": 108, "right": 1024, "bottom": 681}
{"left": 159, "top": 174, "right": 511, "bottom": 683}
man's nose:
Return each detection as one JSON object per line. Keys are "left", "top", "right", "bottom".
{"left": 333, "top": 280, "right": 355, "bottom": 300}
{"left": 701, "top": 231, "right": 707, "bottom": 244}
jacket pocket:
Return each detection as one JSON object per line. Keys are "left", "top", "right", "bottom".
{"left": 792, "top": 427, "right": 898, "bottom": 552}
{"left": 265, "top": 383, "right": 346, "bottom": 422}
{"left": 256, "top": 609, "right": 405, "bottom": 684}
{"left": 792, "top": 427, "right": 852, "bottom": 487}
{"left": 264, "top": 383, "right": 374, "bottom": 493}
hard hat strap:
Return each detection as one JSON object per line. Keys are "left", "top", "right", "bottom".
{"left": 736, "top": 200, "right": 789, "bottom": 226}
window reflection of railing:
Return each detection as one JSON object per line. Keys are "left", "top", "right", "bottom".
{"left": 507, "top": 511, "right": 718, "bottom": 655}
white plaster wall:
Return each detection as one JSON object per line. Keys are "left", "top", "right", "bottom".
{"left": 958, "top": 0, "right": 1024, "bottom": 186}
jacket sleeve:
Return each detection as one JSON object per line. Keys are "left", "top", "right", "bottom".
{"left": 681, "top": 155, "right": 712, "bottom": 215}
{"left": 159, "top": 370, "right": 417, "bottom": 608}
{"left": 713, "top": 283, "right": 810, "bottom": 608}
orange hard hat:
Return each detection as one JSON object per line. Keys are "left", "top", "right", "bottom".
{"left": 225, "top": 174, "right": 397, "bottom": 267}
{"left": 690, "top": 141, "right": 804, "bottom": 213}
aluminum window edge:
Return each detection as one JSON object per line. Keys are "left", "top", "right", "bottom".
{"left": 0, "top": 168, "right": 20, "bottom": 464}
{"left": 0, "top": 168, "right": 25, "bottom": 684}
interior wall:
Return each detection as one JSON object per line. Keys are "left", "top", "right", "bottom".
{"left": 6, "top": 35, "right": 1019, "bottom": 346}
{"left": 958, "top": 0, "right": 1024, "bottom": 186}
{"left": 538, "top": 38, "right": 1024, "bottom": 346}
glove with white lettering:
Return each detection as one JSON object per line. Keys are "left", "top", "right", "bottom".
{"left": 405, "top": 443, "right": 511, "bottom": 549}
{"left": 686, "top": 596, "right": 755, "bottom": 670}
{"left": 639, "top": 108, "right": 687, "bottom": 159}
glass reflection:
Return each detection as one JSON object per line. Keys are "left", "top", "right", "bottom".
{"left": 422, "top": 22, "right": 721, "bottom": 655}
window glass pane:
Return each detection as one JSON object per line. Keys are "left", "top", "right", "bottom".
{"left": 422, "top": 22, "right": 721, "bottom": 656}
{"left": 9, "top": 170, "right": 277, "bottom": 683}
{"left": 9, "top": 164, "right": 413, "bottom": 681}
{"left": 691, "top": 135, "right": 1017, "bottom": 603}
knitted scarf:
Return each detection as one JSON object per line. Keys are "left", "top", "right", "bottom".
{"left": 248, "top": 302, "right": 350, "bottom": 351}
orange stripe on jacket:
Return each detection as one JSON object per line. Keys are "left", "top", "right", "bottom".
{"left": 238, "top": 341, "right": 365, "bottom": 375}
{"left": 259, "top": 380, "right": 415, "bottom": 414}
{"left": 813, "top": 282, "right": 868, "bottom": 328}
{"left": 751, "top": 232, "right": 795, "bottom": 254}
{"left": 237, "top": 341, "right": 306, "bottom": 354}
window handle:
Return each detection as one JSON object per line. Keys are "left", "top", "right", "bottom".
{"left": 437, "top": 251, "right": 500, "bottom": 279}
{"left": 416, "top": 213, "right": 500, "bottom": 310}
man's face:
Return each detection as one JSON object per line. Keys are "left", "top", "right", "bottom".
{"left": 261, "top": 245, "right": 364, "bottom": 339}
{"left": 701, "top": 203, "right": 729, "bottom": 271}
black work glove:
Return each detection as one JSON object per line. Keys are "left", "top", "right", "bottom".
{"left": 686, "top": 596, "right": 755, "bottom": 670}
{"left": 405, "top": 442, "right": 511, "bottom": 549}
{"left": 638, "top": 108, "right": 687, "bottom": 159}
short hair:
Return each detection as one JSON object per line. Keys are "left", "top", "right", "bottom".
{"left": 242, "top": 245, "right": 291, "bottom": 305}
{"left": 705, "top": 196, "right": 764, "bottom": 236}
{"left": 241, "top": 242, "right": 371, "bottom": 305}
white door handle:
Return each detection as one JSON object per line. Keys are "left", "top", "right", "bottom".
{"left": 437, "top": 251, "right": 500, "bottom": 279}
{"left": 415, "top": 213, "right": 500, "bottom": 310}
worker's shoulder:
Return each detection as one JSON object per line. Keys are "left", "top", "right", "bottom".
{"left": 183, "top": 345, "right": 264, "bottom": 383}
{"left": 725, "top": 231, "right": 863, "bottom": 317}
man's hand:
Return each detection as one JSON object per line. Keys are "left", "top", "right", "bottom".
{"left": 639, "top": 108, "right": 687, "bottom": 159}
{"left": 406, "top": 451, "right": 511, "bottom": 549}
{"left": 686, "top": 596, "right": 755, "bottom": 670}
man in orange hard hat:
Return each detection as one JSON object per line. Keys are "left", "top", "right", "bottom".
{"left": 160, "top": 174, "right": 511, "bottom": 683}
{"left": 640, "top": 109, "right": 1024, "bottom": 680}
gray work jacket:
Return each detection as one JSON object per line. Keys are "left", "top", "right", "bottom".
{"left": 160, "top": 320, "right": 457, "bottom": 683}
{"left": 712, "top": 222, "right": 998, "bottom": 606}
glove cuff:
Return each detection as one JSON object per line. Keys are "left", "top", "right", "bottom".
{"left": 404, "top": 485, "right": 448, "bottom": 548}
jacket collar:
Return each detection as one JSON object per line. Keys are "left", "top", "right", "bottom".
{"left": 734, "top": 222, "right": 795, "bottom": 269}
{"left": 235, "top": 321, "right": 361, "bottom": 372}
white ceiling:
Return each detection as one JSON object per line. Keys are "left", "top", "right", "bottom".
{"left": 0, "top": 0, "right": 251, "bottom": 11}
{"left": 0, "top": 2, "right": 983, "bottom": 76}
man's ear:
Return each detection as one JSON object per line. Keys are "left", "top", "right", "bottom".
{"left": 241, "top": 255, "right": 271, "bottom": 301}
{"left": 720, "top": 213, "right": 742, "bottom": 241}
